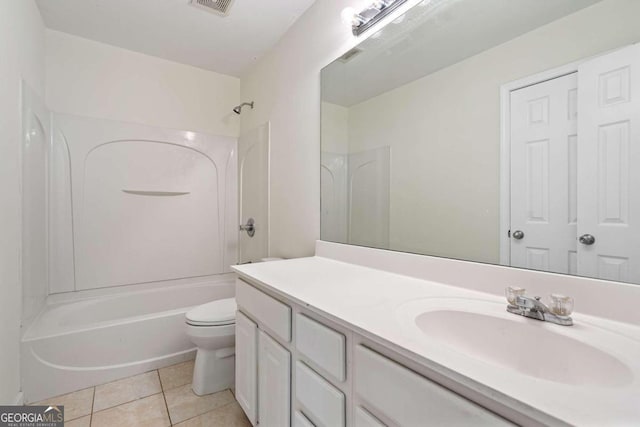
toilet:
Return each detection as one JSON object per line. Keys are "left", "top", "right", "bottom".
{"left": 186, "top": 258, "right": 282, "bottom": 395}
{"left": 185, "top": 297, "right": 237, "bottom": 396}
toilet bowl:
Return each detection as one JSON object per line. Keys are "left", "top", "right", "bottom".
{"left": 185, "top": 298, "right": 236, "bottom": 396}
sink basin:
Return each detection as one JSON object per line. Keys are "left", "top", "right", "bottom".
{"left": 396, "top": 298, "right": 634, "bottom": 387}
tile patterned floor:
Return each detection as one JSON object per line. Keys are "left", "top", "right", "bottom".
{"left": 32, "top": 360, "right": 251, "bottom": 427}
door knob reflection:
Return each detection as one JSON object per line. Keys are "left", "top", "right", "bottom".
{"left": 579, "top": 234, "right": 595, "bottom": 245}
{"left": 240, "top": 218, "right": 255, "bottom": 238}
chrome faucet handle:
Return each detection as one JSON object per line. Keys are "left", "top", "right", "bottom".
{"left": 505, "top": 286, "right": 525, "bottom": 305}
{"left": 550, "top": 294, "right": 574, "bottom": 317}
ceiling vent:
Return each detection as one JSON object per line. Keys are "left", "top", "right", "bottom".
{"left": 188, "top": 0, "right": 235, "bottom": 16}
{"left": 338, "top": 48, "right": 363, "bottom": 63}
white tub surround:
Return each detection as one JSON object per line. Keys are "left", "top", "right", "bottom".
{"left": 21, "top": 275, "right": 235, "bottom": 403}
{"left": 232, "top": 241, "right": 640, "bottom": 426}
{"left": 48, "top": 113, "right": 238, "bottom": 294}
{"left": 20, "top": 111, "right": 241, "bottom": 403}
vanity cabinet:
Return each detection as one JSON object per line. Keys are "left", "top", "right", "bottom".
{"left": 236, "top": 277, "right": 511, "bottom": 427}
{"left": 236, "top": 279, "right": 292, "bottom": 427}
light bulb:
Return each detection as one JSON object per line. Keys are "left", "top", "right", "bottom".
{"left": 341, "top": 7, "right": 356, "bottom": 25}
{"left": 341, "top": 7, "right": 365, "bottom": 27}
{"left": 373, "top": 0, "right": 390, "bottom": 9}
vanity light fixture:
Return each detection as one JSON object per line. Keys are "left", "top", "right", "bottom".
{"left": 344, "top": 0, "right": 409, "bottom": 36}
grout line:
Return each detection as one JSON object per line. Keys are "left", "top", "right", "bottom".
{"left": 159, "top": 370, "right": 173, "bottom": 426}
{"left": 159, "top": 367, "right": 166, "bottom": 392}
{"left": 177, "top": 398, "right": 250, "bottom": 426}
{"left": 91, "top": 392, "right": 165, "bottom": 418}
{"left": 90, "top": 371, "right": 166, "bottom": 414}
{"left": 164, "top": 388, "right": 236, "bottom": 426}
{"left": 88, "top": 386, "right": 95, "bottom": 426}
{"left": 159, "top": 360, "right": 196, "bottom": 393}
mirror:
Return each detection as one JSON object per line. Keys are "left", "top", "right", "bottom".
{"left": 321, "top": 0, "right": 640, "bottom": 285}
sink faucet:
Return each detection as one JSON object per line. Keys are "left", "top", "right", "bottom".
{"left": 505, "top": 289, "right": 573, "bottom": 326}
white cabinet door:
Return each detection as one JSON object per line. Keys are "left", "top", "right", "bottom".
{"left": 258, "top": 330, "right": 291, "bottom": 427}
{"left": 577, "top": 43, "right": 640, "bottom": 283}
{"left": 236, "top": 311, "right": 258, "bottom": 426}
{"left": 510, "top": 73, "right": 578, "bottom": 274}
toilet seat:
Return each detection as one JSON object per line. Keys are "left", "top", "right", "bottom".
{"left": 186, "top": 298, "right": 236, "bottom": 327}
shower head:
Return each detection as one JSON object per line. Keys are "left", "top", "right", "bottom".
{"left": 233, "top": 101, "right": 254, "bottom": 115}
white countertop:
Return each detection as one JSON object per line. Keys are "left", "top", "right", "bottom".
{"left": 233, "top": 255, "right": 640, "bottom": 427}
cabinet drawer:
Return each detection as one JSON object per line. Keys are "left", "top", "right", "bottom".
{"left": 295, "top": 313, "right": 346, "bottom": 381}
{"left": 355, "top": 407, "right": 386, "bottom": 427}
{"left": 294, "top": 411, "right": 315, "bottom": 427}
{"left": 236, "top": 278, "right": 291, "bottom": 342}
{"left": 295, "top": 361, "right": 345, "bottom": 427}
{"left": 354, "top": 346, "right": 512, "bottom": 426}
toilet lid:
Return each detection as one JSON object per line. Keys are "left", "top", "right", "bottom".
{"left": 186, "top": 298, "right": 236, "bottom": 326}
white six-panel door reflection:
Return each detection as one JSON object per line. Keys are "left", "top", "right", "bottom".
{"left": 510, "top": 72, "right": 578, "bottom": 275}
{"left": 510, "top": 43, "right": 640, "bottom": 284}
{"left": 577, "top": 43, "right": 640, "bottom": 283}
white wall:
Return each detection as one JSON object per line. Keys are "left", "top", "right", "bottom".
{"left": 0, "top": 0, "right": 45, "bottom": 404}
{"left": 321, "top": 102, "right": 349, "bottom": 155}
{"left": 345, "top": 0, "right": 640, "bottom": 264}
{"left": 240, "top": 0, "right": 422, "bottom": 258}
{"left": 46, "top": 30, "right": 240, "bottom": 137}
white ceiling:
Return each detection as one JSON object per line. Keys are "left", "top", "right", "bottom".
{"left": 36, "top": 0, "right": 317, "bottom": 77}
{"left": 322, "top": 0, "right": 602, "bottom": 106}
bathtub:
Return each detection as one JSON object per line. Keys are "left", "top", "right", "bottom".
{"left": 21, "top": 274, "right": 235, "bottom": 403}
